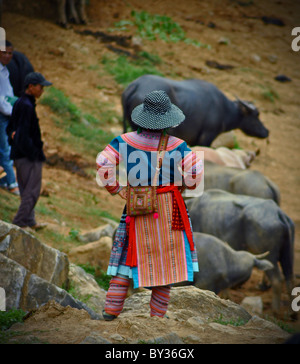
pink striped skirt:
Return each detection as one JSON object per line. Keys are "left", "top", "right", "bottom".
{"left": 107, "top": 192, "right": 199, "bottom": 288}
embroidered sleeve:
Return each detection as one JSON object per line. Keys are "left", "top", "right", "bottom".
{"left": 96, "top": 137, "right": 123, "bottom": 195}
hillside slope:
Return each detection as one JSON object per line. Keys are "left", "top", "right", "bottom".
{"left": 1, "top": 0, "right": 299, "bottom": 329}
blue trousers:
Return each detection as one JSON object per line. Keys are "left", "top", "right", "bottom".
{"left": 0, "top": 113, "right": 17, "bottom": 188}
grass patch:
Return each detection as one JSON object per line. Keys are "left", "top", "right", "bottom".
{"left": 0, "top": 191, "right": 20, "bottom": 223}
{"left": 101, "top": 54, "right": 163, "bottom": 87}
{"left": 138, "top": 51, "right": 162, "bottom": 65}
{"left": 84, "top": 205, "right": 121, "bottom": 223}
{"left": 68, "top": 228, "right": 81, "bottom": 241}
{"left": 257, "top": 84, "right": 279, "bottom": 103}
{"left": 233, "top": 135, "right": 241, "bottom": 149}
{"left": 110, "top": 11, "right": 211, "bottom": 49}
{"left": 131, "top": 10, "right": 186, "bottom": 42}
{"left": 45, "top": 188, "right": 120, "bottom": 225}
{"left": 40, "top": 228, "right": 82, "bottom": 251}
{"left": 41, "top": 87, "right": 81, "bottom": 123}
{"left": 263, "top": 314, "right": 298, "bottom": 334}
{"left": 213, "top": 314, "right": 247, "bottom": 327}
{"left": 32, "top": 189, "right": 120, "bottom": 251}
{"left": 0, "top": 308, "right": 48, "bottom": 344}
{"left": 67, "top": 283, "right": 94, "bottom": 305}
{"left": 80, "top": 99, "right": 120, "bottom": 127}
{"left": 0, "top": 329, "right": 49, "bottom": 344}
{"left": 41, "top": 87, "right": 115, "bottom": 156}
{"left": 35, "top": 200, "right": 62, "bottom": 220}
{"left": 78, "top": 263, "right": 111, "bottom": 290}
{"left": 0, "top": 309, "right": 26, "bottom": 332}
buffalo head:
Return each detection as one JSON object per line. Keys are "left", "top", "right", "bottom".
{"left": 236, "top": 99, "right": 269, "bottom": 139}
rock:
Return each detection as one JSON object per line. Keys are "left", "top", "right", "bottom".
{"left": 80, "top": 332, "right": 112, "bottom": 344}
{"left": 268, "top": 55, "right": 278, "bottom": 63}
{"left": 241, "top": 296, "right": 263, "bottom": 316}
{"left": 0, "top": 221, "right": 105, "bottom": 320}
{"left": 206, "top": 60, "right": 234, "bottom": 70}
{"left": 275, "top": 74, "right": 292, "bottom": 83}
{"left": 124, "top": 287, "right": 252, "bottom": 324}
{"left": 208, "top": 322, "right": 238, "bottom": 334}
{"left": 251, "top": 54, "right": 261, "bottom": 62}
{"left": 187, "top": 316, "right": 206, "bottom": 329}
{"left": 131, "top": 36, "right": 143, "bottom": 50}
{"left": 0, "top": 253, "right": 100, "bottom": 320}
{"left": 147, "top": 332, "right": 184, "bottom": 344}
{"left": 68, "top": 236, "right": 112, "bottom": 269}
{"left": 0, "top": 253, "right": 27, "bottom": 309}
{"left": 261, "top": 16, "right": 285, "bottom": 26}
{"left": 245, "top": 315, "right": 283, "bottom": 331}
{"left": 71, "top": 42, "right": 89, "bottom": 54}
{"left": 0, "top": 221, "right": 69, "bottom": 288}
{"left": 48, "top": 47, "right": 65, "bottom": 56}
{"left": 110, "top": 333, "right": 124, "bottom": 342}
{"left": 218, "top": 37, "right": 230, "bottom": 45}
{"left": 78, "top": 224, "right": 116, "bottom": 243}
{"left": 185, "top": 334, "right": 202, "bottom": 343}
{"left": 25, "top": 273, "right": 100, "bottom": 319}
{"left": 68, "top": 263, "right": 107, "bottom": 314}
{"left": 168, "top": 286, "right": 252, "bottom": 323}
{"left": 240, "top": 315, "right": 289, "bottom": 343}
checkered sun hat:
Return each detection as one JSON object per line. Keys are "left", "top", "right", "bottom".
{"left": 131, "top": 90, "right": 185, "bottom": 130}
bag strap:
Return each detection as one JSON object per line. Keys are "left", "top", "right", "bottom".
{"left": 153, "top": 133, "right": 169, "bottom": 186}
{"left": 127, "top": 133, "right": 169, "bottom": 188}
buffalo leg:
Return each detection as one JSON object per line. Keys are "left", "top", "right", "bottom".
{"left": 57, "top": 0, "right": 68, "bottom": 28}
{"left": 258, "top": 272, "right": 271, "bottom": 291}
{"left": 286, "top": 278, "right": 298, "bottom": 320}
{"left": 68, "top": 0, "right": 80, "bottom": 24}
{"left": 77, "top": 0, "right": 87, "bottom": 24}
{"left": 219, "top": 289, "right": 231, "bottom": 300}
{"left": 197, "top": 132, "right": 217, "bottom": 147}
{"left": 265, "top": 265, "right": 283, "bottom": 315}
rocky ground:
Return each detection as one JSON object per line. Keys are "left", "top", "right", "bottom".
{"left": 0, "top": 221, "right": 296, "bottom": 345}
{"left": 5, "top": 287, "right": 291, "bottom": 345}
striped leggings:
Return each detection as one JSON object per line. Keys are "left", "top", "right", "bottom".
{"left": 104, "top": 276, "right": 171, "bottom": 317}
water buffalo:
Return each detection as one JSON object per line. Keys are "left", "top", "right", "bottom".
{"left": 122, "top": 75, "right": 269, "bottom": 146}
{"left": 7, "top": 50, "right": 34, "bottom": 97}
{"left": 57, "top": 0, "right": 87, "bottom": 28}
{"left": 202, "top": 161, "right": 281, "bottom": 204}
{"left": 187, "top": 189, "right": 295, "bottom": 315}
{"left": 0, "top": 0, "right": 87, "bottom": 28}
{"left": 192, "top": 146, "right": 257, "bottom": 169}
{"left": 191, "top": 232, "right": 273, "bottom": 294}
{"left": 0, "top": 0, "right": 2, "bottom": 26}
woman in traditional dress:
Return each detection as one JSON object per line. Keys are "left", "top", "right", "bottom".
{"left": 96, "top": 90, "right": 203, "bottom": 320}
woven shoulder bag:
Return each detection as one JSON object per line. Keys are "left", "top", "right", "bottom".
{"left": 127, "top": 133, "right": 169, "bottom": 217}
